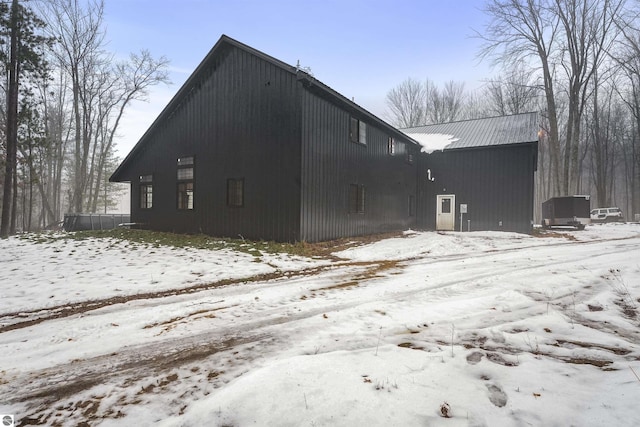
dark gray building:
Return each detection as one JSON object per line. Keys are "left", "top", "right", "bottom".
{"left": 403, "top": 113, "right": 539, "bottom": 234}
{"left": 110, "top": 35, "right": 419, "bottom": 242}
{"left": 111, "top": 35, "right": 538, "bottom": 242}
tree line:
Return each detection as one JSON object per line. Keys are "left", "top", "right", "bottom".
{"left": 0, "top": 0, "right": 169, "bottom": 237}
{"left": 385, "top": 0, "right": 640, "bottom": 220}
{"left": 3, "top": 0, "right": 640, "bottom": 237}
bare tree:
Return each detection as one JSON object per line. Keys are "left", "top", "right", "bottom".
{"left": 42, "top": 0, "right": 106, "bottom": 214}
{"left": 39, "top": 61, "right": 72, "bottom": 226}
{"left": 87, "top": 50, "right": 169, "bottom": 212}
{"left": 462, "top": 89, "right": 493, "bottom": 120}
{"left": 478, "top": 0, "right": 564, "bottom": 195}
{"left": 42, "top": 0, "right": 169, "bottom": 214}
{"left": 554, "top": 0, "right": 627, "bottom": 194}
{"left": 426, "top": 80, "right": 466, "bottom": 124}
{"left": 386, "top": 77, "right": 469, "bottom": 127}
{"left": 385, "top": 77, "right": 426, "bottom": 127}
{"left": 483, "top": 64, "right": 540, "bottom": 115}
{"left": 586, "top": 71, "right": 620, "bottom": 206}
{"left": 614, "top": 12, "right": 640, "bottom": 215}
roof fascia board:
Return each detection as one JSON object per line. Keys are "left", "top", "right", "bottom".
{"left": 435, "top": 139, "right": 539, "bottom": 153}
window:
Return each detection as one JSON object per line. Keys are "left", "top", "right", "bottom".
{"left": 177, "top": 156, "right": 194, "bottom": 210}
{"left": 441, "top": 197, "right": 451, "bottom": 214}
{"left": 408, "top": 195, "right": 415, "bottom": 217}
{"left": 177, "top": 168, "right": 194, "bottom": 180}
{"left": 388, "top": 137, "right": 395, "bottom": 155}
{"left": 359, "top": 121, "right": 366, "bottom": 145}
{"left": 139, "top": 175, "right": 153, "bottom": 209}
{"left": 350, "top": 117, "right": 359, "bottom": 143}
{"left": 406, "top": 146, "right": 414, "bottom": 164}
{"left": 177, "top": 182, "right": 194, "bottom": 210}
{"left": 349, "top": 117, "right": 366, "bottom": 145}
{"left": 177, "top": 156, "right": 194, "bottom": 166}
{"left": 227, "top": 178, "right": 244, "bottom": 207}
{"left": 349, "top": 184, "right": 365, "bottom": 214}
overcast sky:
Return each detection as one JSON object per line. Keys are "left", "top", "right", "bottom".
{"left": 104, "top": 0, "right": 494, "bottom": 156}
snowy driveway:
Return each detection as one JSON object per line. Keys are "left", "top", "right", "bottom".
{"left": 1, "top": 225, "right": 639, "bottom": 426}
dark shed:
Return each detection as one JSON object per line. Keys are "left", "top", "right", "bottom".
{"left": 542, "top": 196, "right": 591, "bottom": 229}
{"left": 110, "top": 35, "right": 419, "bottom": 242}
{"left": 403, "top": 113, "right": 539, "bottom": 234}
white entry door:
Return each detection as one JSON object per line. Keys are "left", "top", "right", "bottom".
{"left": 436, "top": 194, "right": 456, "bottom": 231}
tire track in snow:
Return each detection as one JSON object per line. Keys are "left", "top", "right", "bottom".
{"left": 2, "top": 232, "right": 635, "bottom": 333}
{"left": 3, "top": 233, "right": 639, "bottom": 422}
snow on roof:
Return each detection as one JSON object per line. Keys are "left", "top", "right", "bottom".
{"left": 401, "top": 112, "right": 539, "bottom": 151}
{"left": 404, "top": 133, "right": 460, "bottom": 153}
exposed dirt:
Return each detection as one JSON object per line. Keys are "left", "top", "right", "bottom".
{"left": 531, "top": 229, "right": 578, "bottom": 241}
{"left": 4, "top": 231, "right": 640, "bottom": 425}
{"left": 554, "top": 339, "right": 632, "bottom": 355}
{"left": 0, "top": 259, "right": 403, "bottom": 333}
{"left": 485, "top": 383, "right": 508, "bottom": 407}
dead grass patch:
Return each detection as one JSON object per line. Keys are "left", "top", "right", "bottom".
{"left": 485, "top": 352, "right": 519, "bottom": 366}
{"left": 555, "top": 339, "right": 631, "bottom": 355}
{"left": 318, "top": 260, "right": 404, "bottom": 291}
{"left": 398, "top": 342, "right": 424, "bottom": 350}
{"left": 207, "top": 370, "right": 223, "bottom": 380}
{"left": 563, "top": 357, "right": 613, "bottom": 368}
{"left": 143, "top": 306, "right": 230, "bottom": 331}
{"left": 322, "top": 280, "right": 360, "bottom": 290}
{"left": 531, "top": 229, "right": 578, "bottom": 241}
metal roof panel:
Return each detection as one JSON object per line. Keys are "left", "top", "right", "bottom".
{"left": 401, "top": 112, "right": 539, "bottom": 151}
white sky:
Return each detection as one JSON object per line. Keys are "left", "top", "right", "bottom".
{"left": 101, "top": 0, "right": 494, "bottom": 157}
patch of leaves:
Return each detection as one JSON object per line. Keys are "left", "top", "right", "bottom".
{"left": 18, "top": 229, "right": 406, "bottom": 259}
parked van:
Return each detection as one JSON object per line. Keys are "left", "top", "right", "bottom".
{"left": 590, "top": 207, "right": 624, "bottom": 222}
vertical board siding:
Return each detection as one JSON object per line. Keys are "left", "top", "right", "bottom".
{"left": 300, "top": 90, "right": 417, "bottom": 242}
{"left": 119, "top": 39, "right": 533, "bottom": 242}
{"left": 417, "top": 143, "right": 537, "bottom": 233}
{"left": 125, "top": 45, "right": 302, "bottom": 242}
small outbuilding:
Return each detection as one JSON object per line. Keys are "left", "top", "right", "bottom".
{"left": 541, "top": 195, "right": 591, "bottom": 229}
{"left": 403, "top": 113, "right": 539, "bottom": 234}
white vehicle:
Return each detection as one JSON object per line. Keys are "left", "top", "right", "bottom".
{"left": 590, "top": 207, "right": 624, "bottom": 222}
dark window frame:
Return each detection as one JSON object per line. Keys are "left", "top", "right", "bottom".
{"left": 139, "top": 174, "right": 153, "bottom": 210}
{"left": 177, "top": 156, "right": 194, "bottom": 167}
{"left": 405, "top": 145, "right": 414, "bottom": 164}
{"left": 227, "top": 178, "right": 245, "bottom": 208}
{"left": 388, "top": 136, "right": 395, "bottom": 155}
{"left": 177, "top": 156, "right": 195, "bottom": 210}
{"left": 349, "top": 116, "right": 367, "bottom": 145}
{"left": 177, "top": 182, "right": 194, "bottom": 210}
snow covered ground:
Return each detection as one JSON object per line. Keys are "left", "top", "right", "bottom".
{"left": 1, "top": 224, "right": 639, "bottom": 426}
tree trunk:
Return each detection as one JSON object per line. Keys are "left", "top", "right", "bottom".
{"left": 0, "top": 0, "right": 19, "bottom": 237}
{"left": 540, "top": 54, "right": 562, "bottom": 197}
{"left": 11, "top": 165, "right": 18, "bottom": 234}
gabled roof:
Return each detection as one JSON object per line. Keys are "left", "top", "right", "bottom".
{"left": 401, "top": 112, "right": 540, "bottom": 153}
{"left": 111, "top": 35, "right": 418, "bottom": 181}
